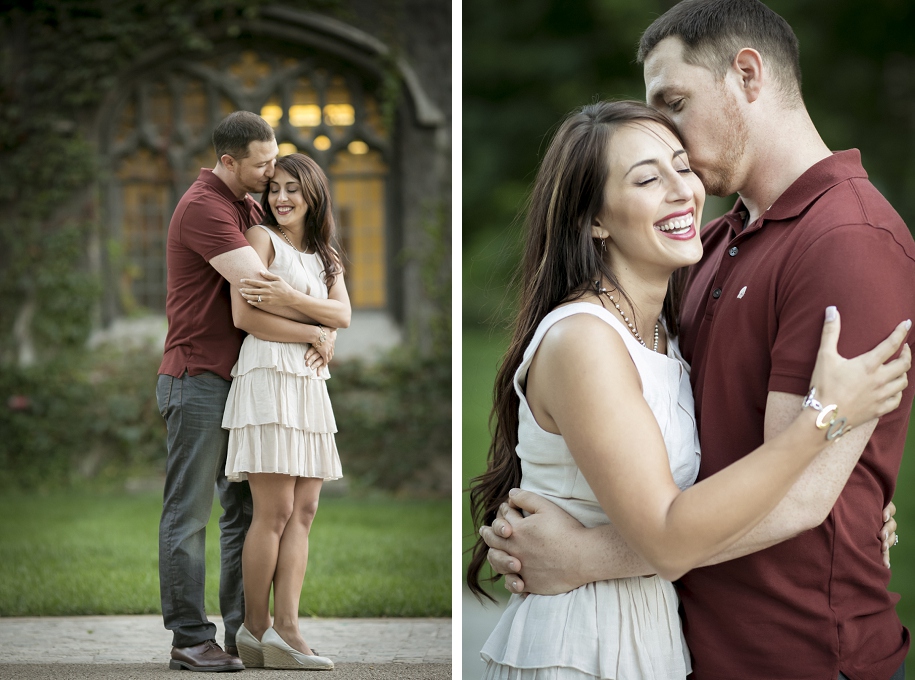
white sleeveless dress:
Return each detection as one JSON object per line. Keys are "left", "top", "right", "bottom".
{"left": 222, "top": 225, "right": 342, "bottom": 482}
{"left": 481, "top": 303, "right": 701, "bottom": 680}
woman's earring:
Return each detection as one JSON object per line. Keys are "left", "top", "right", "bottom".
{"left": 600, "top": 238, "right": 607, "bottom": 252}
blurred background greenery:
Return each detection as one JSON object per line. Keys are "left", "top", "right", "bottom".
{"left": 0, "top": 0, "right": 451, "bottom": 499}
{"left": 0, "top": 0, "right": 451, "bottom": 619}
{"left": 461, "top": 0, "right": 915, "bottom": 642}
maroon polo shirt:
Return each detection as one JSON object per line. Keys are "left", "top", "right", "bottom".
{"left": 678, "top": 150, "right": 915, "bottom": 680}
{"left": 158, "top": 169, "right": 264, "bottom": 381}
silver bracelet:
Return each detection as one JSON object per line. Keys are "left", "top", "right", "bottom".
{"left": 315, "top": 325, "right": 327, "bottom": 347}
{"left": 802, "top": 387, "right": 851, "bottom": 441}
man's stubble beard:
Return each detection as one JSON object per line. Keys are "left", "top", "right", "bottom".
{"left": 697, "top": 87, "right": 750, "bottom": 198}
{"left": 235, "top": 166, "right": 269, "bottom": 195}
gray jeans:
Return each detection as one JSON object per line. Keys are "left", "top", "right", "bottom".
{"left": 156, "top": 372, "right": 252, "bottom": 649}
{"left": 839, "top": 661, "right": 905, "bottom": 680}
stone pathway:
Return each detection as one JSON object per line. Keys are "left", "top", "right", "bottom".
{"left": 0, "top": 615, "right": 450, "bottom": 678}
{"left": 461, "top": 589, "right": 506, "bottom": 680}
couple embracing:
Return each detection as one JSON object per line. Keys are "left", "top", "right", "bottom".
{"left": 469, "top": 1, "right": 915, "bottom": 679}
{"left": 157, "top": 111, "right": 350, "bottom": 671}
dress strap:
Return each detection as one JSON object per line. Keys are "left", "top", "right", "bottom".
{"left": 249, "top": 224, "right": 291, "bottom": 268}
{"left": 250, "top": 224, "right": 282, "bottom": 246}
{"left": 513, "top": 303, "right": 643, "bottom": 400}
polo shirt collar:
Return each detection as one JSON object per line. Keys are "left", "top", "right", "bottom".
{"left": 198, "top": 168, "right": 248, "bottom": 204}
{"left": 719, "top": 150, "right": 868, "bottom": 235}
{"left": 724, "top": 149, "right": 867, "bottom": 235}
{"left": 763, "top": 149, "right": 867, "bottom": 222}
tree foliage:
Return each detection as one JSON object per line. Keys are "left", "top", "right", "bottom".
{"left": 0, "top": 0, "right": 450, "bottom": 494}
{"left": 463, "top": 0, "right": 915, "bottom": 328}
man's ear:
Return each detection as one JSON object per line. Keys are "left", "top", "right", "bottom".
{"left": 220, "top": 154, "right": 236, "bottom": 170}
{"left": 732, "top": 47, "right": 763, "bottom": 103}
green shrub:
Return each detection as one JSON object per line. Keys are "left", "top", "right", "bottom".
{"left": 0, "top": 348, "right": 164, "bottom": 491}
{"left": 0, "top": 343, "right": 450, "bottom": 495}
{"left": 330, "top": 348, "right": 451, "bottom": 496}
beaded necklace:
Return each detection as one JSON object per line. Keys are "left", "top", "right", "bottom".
{"left": 276, "top": 225, "right": 308, "bottom": 253}
{"left": 594, "top": 282, "right": 659, "bottom": 352}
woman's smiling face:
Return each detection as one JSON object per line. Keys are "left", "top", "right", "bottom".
{"left": 267, "top": 167, "right": 308, "bottom": 227}
{"left": 595, "top": 121, "right": 705, "bottom": 279}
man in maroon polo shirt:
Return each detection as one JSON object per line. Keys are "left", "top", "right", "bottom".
{"left": 156, "top": 111, "right": 334, "bottom": 672}
{"left": 480, "top": 1, "right": 915, "bottom": 678}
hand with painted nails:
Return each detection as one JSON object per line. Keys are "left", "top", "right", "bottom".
{"left": 305, "top": 328, "right": 336, "bottom": 369}
{"left": 239, "top": 269, "right": 300, "bottom": 307}
{"left": 806, "top": 308, "right": 911, "bottom": 437}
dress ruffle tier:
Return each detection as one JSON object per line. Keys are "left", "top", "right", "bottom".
{"left": 223, "top": 335, "right": 341, "bottom": 482}
{"left": 481, "top": 576, "right": 689, "bottom": 680}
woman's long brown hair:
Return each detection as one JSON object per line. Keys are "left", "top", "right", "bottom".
{"left": 466, "top": 100, "right": 687, "bottom": 600}
{"left": 260, "top": 153, "right": 344, "bottom": 288}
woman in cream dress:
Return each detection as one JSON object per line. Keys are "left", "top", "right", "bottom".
{"left": 467, "top": 101, "right": 911, "bottom": 679}
{"left": 223, "top": 153, "right": 350, "bottom": 670}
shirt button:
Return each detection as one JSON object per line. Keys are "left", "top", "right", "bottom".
{"left": 712, "top": 288, "right": 722, "bottom": 299}
{"left": 729, "top": 246, "right": 739, "bottom": 256}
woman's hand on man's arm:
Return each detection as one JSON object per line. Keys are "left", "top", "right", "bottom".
{"left": 307, "top": 329, "right": 337, "bottom": 369}
{"left": 211, "top": 239, "right": 312, "bottom": 324}
{"left": 698, "top": 392, "right": 898, "bottom": 568}
{"left": 240, "top": 270, "right": 352, "bottom": 329}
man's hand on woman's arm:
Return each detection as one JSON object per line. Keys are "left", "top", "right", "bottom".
{"left": 483, "top": 488, "right": 900, "bottom": 594}
{"left": 481, "top": 489, "right": 653, "bottom": 595}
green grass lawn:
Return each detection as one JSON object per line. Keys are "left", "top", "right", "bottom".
{"left": 461, "top": 327, "right": 510, "bottom": 600}
{"left": 0, "top": 492, "right": 449, "bottom": 618}
{"left": 462, "top": 326, "right": 915, "bottom": 637}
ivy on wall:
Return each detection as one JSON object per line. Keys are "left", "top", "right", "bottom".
{"left": 0, "top": 0, "right": 450, "bottom": 494}
{"left": 0, "top": 0, "right": 278, "bottom": 361}
{"left": 0, "top": 0, "right": 416, "bottom": 363}
{"left": 0, "top": 0, "right": 276, "bottom": 484}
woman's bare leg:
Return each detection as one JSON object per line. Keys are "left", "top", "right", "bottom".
{"left": 242, "top": 473, "right": 296, "bottom": 640}
{"left": 271, "top": 476, "right": 323, "bottom": 654}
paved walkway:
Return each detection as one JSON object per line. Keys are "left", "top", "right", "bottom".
{"left": 461, "top": 589, "right": 506, "bottom": 680}
{"left": 0, "top": 615, "right": 450, "bottom": 679}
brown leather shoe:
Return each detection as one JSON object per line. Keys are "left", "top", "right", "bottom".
{"left": 169, "top": 639, "right": 245, "bottom": 672}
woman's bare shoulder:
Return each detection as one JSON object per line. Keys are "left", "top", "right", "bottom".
{"left": 245, "top": 224, "right": 272, "bottom": 244}
{"left": 539, "top": 305, "right": 629, "bottom": 358}
{"left": 244, "top": 225, "right": 275, "bottom": 266}
{"left": 528, "top": 304, "right": 643, "bottom": 420}
{"left": 532, "top": 305, "right": 638, "bottom": 390}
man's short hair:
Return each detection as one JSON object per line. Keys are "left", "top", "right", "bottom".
{"left": 637, "top": 0, "right": 803, "bottom": 106}
{"left": 213, "top": 111, "right": 275, "bottom": 161}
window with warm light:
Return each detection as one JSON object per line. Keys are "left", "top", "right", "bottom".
{"left": 105, "top": 49, "right": 390, "bottom": 313}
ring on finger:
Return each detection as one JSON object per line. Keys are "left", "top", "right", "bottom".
{"left": 258, "top": 295, "right": 262, "bottom": 303}
{"left": 894, "top": 534, "right": 899, "bottom": 546}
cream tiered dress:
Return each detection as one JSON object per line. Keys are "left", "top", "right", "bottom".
{"left": 481, "top": 303, "right": 701, "bottom": 680}
{"left": 222, "top": 225, "right": 342, "bottom": 482}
